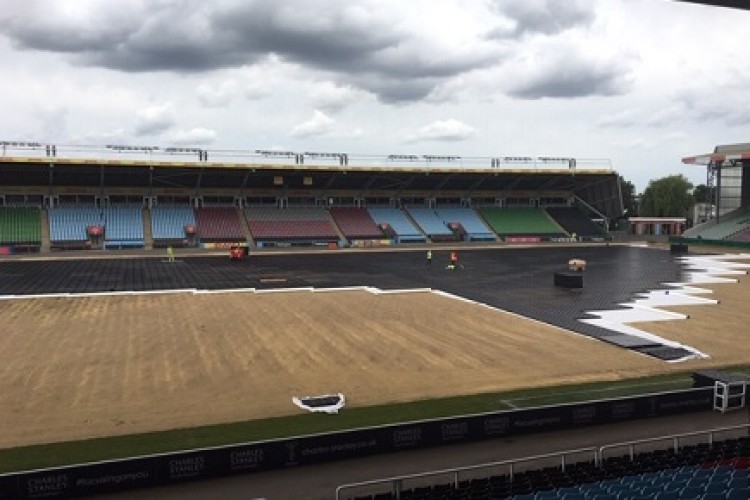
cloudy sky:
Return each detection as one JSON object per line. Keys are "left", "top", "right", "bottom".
{"left": 1, "top": 0, "right": 749, "bottom": 192}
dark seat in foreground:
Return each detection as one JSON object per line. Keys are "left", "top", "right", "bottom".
{"left": 346, "top": 435, "right": 750, "bottom": 500}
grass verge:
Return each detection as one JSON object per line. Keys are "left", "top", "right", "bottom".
{"left": 0, "top": 368, "right": 732, "bottom": 474}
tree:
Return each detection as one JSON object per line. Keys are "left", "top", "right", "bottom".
{"left": 693, "top": 184, "right": 714, "bottom": 204}
{"left": 618, "top": 176, "right": 638, "bottom": 217}
{"left": 639, "top": 174, "right": 694, "bottom": 217}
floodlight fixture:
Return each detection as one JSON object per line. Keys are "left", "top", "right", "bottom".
{"left": 1, "top": 140, "right": 45, "bottom": 156}
{"left": 536, "top": 156, "right": 577, "bottom": 169}
{"left": 304, "top": 151, "right": 348, "bottom": 165}
{"left": 255, "top": 150, "right": 296, "bottom": 158}
{"left": 165, "top": 147, "right": 202, "bottom": 153}
{"left": 538, "top": 156, "right": 571, "bottom": 163}
{"left": 165, "top": 147, "right": 208, "bottom": 161}
{"left": 492, "top": 157, "right": 535, "bottom": 167}
{"left": 303, "top": 151, "right": 343, "bottom": 159}
{"left": 106, "top": 144, "right": 160, "bottom": 152}
{"left": 422, "top": 155, "right": 460, "bottom": 162}
{"left": 387, "top": 154, "right": 420, "bottom": 161}
{"left": 502, "top": 156, "right": 534, "bottom": 162}
{"left": 1, "top": 140, "right": 43, "bottom": 148}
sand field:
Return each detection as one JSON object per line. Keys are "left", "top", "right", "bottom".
{"left": 2, "top": 276, "right": 750, "bottom": 449}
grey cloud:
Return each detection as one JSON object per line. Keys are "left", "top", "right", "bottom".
{"left": 489, "top": 0, "right": 595, "bottom": 36}
{"left": 1, "top": 1, "right": 501, "bottom": 103}
{"left": 1, "top": 1, "right": 142, "bottom": 53}
{"left": 506, "top": 46, "right": 632, "bottom": 100}
{"left": 509, "top": 69, "right": 626, "bottom": 99}
{"left": 597, "top": 107, "right": 685, "bottom": 129}
{"left": 645, "top": 106, "right": 684, "bottom": 127}
{"left": 134, "top": 119, "right": 172, "bottom": 137}
{"left": 309, "top": 82, "right": 366, "bottom": 112}
{"left": 726, "top": 110, "right": 750, "bottom": 126}
{"left": 352, "top": 76, "right": 440, "bottom": 104}
{"left": 677, "top": 84, "right": 750, "bottom": 126}
{"left": 693, "top": 106, "right": 750, "bottom": 126}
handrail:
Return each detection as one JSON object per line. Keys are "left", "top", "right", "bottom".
{"left": 597, "top": 422, "right": 750, "bottom": 466}
{"left": 337, "top": 423, "right": 750, "bottom": 500}
{"left": 335, "top": 447, "right": 597, "bottom": 500}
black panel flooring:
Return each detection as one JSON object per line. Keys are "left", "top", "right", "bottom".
{"left": 0, "top": 246, "right": 698, "bottom": 360}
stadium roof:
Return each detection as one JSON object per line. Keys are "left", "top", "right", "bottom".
{"left": 677, "top": 0, "right": 750, "bottom": 10}
{"left": 0, "top": 143, "right": 612, "bottom": 175}
{"left": 682, "top": 143, "right": 750, "bottom": 165}
{"left": 0, "top": 153, "right": 623, "bottom": 217}
{"left": 0, "top": 155, "right": 613, "bottom": 176}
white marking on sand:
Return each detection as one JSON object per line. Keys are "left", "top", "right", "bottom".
{"left": 579, "top": 253, "right": 750, "bottom": 362}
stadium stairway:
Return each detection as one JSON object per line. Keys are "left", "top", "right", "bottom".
{"left": 142, "top": 208, "right": 153, "bottom": 250}
{"left": 40, "top": 208, "right": 50, "bottom": 253}
{"left": 544, "top": 209, "right": 569, "bottom": 237}
{"left": 404, "top": 208, "right": 432, "bottom": 243}
{"left": 238, "top": 207, "right": 255, "bottom": 248}
{"left": 476, "top": 209, "right": 503, "bottom": 242}
{"left": 327, "top": 210, "right": 350, "bottom": 246}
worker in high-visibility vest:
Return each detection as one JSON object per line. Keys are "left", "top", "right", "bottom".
{"left": 448, "top": 250, "right": 459, "bottom": 270}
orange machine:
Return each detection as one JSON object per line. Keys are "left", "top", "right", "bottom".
{"left": 230, "top": 246, "right": 245, "bottom": 261}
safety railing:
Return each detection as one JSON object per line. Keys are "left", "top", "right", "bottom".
{"left": 597, "top": 422, "right": 750, "bottom": 466}
{"left": 335, "top": 447, "right": 597, "bottom": 500}
{"left": 337, "top": 423, "right": 750, "bottom": 500}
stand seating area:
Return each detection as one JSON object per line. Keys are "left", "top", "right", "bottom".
{"left": 0, "top": 204, "right": 612, "bottom": 251}
{"left": 434, "top": 207, "right": 496, "bottom": 241}
{"left": 151, "top": 205, "right": 196, "bottom": 242}
{"left": 103, "top": 205, "right": 144, "bottom": 248}
{"left": 686, "top": 209, "right": 750, "bottom": 241}
{"left": 196, "top": 207, "right": 245, "bottom": 241}
{"left": 545, "top": 207, "right": 608, "bottom": 240}
{"left": 245, "top": 207, "right": 338, "bottom": 241}
{"left": 367, "top": 208, "right": 425, "bottom": 243}
{"left": 0, "top": 207, "right": 41, "bottom": 246}
{"left": 49, "top": 206, "right": 103, "bottom": 245}
{"left": 345, "top": 432, "right": 750, "bottom": 500}
{"left": 406, "top": 208, "right": 456, "bottom": 240}
{"left": 330, "top": 207, "right": 386, "bottom": 239}
{"left": 479, "top": 208, "right": 567, "bottom": 240}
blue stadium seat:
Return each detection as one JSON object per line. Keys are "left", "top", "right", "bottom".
{"left": 654, "top": 491, "right": 680, "bottom": 500}
{"left": 151, "top": 205, "right": 195, "bottom": 240}
{"left": 701, "top": 493, "right": 726, "bottom": 500}
{"left": 727, "top": 486, "right": 750, "bottom": 499}
{"left": 678, "top": 485, "right": 704, "bottom": 498}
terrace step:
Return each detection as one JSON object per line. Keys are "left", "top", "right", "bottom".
{"left": 142, "top": 208, "right": 153, "bottom": 250}
{"left": 40, "top": 208, "right": 51, "bottom": 253}
{"left": 238, "top": 207, "right": 255, "bottom": 248}
{"left": 327, "top": 210, "right": 349, "bottom": 246}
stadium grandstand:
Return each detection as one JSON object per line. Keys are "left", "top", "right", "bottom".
{"left": 0, "top": 143, "right": 621, "bottom": 253}
{"left": 678, "top": 142, "right": 750, "bottom": 248}
{"left": 7, "top": 140, "right": 750, "bottom": 500}
{"left": 3, "top": 2, "right": 749, "bottom": 499}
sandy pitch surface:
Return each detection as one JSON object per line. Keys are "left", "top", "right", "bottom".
{"left": 2, "top": 281, "right": 749, "bottom": 449}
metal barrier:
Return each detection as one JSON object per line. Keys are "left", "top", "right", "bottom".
{"left": 597, "top": 422, "right": 750, "bottom": 466}
{"left": 335, "top": 447, "right": 597, "bottom": 500}
{"left": 337, "top": 423, "right": 750, "bottom": 500}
